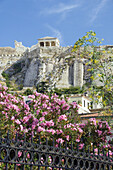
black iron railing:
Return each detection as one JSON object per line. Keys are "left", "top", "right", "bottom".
{"left": 0, "top": 132, "right": 113, "bottom": 170}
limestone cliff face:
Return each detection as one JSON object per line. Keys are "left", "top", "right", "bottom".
{"left": 0, "top": 40, "right": 96, "bottom": 89}
{"left": 0, "top": 45, "right": 86, "bottom": 89}
{"left": 24, "top": 58, "right": 39, "bottom": 87}
{"left": 0, "top": 47, "right": 18, "bottom": 55}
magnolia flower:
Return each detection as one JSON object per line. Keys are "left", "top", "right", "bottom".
{"left": 15, "top": 119, "right": 21, "bottom": 125}
{"left": 20, "top": 125, "right": 23, "bottom": 131}
{"left": 58, "top": 115, "right": 67, "bottom": 122}
{"left": 46, "top": 129, "right": 55, "bottom": 135}
{"left": 37, "top": 126, "right": 45, "bottom": 132}
{"left": 11, "top": 116, "right": 15, "bottom": 120}
{"left": 79, "top": 143, "right": 84, "bottom": 150}
{"left": 39, "top": 117, "right": 45, "bottom": 122}
{"left": 56, "top": 138, "right": 64, "bottom": 144}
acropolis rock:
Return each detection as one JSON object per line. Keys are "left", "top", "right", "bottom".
{"left": 0, "top": 37, "right": 112, "bottom": 89}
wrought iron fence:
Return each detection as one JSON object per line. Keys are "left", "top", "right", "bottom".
{"left": 0, "top": 132, "right": 113, "bottom": 170}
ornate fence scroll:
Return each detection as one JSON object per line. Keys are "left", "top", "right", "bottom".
{"left": 0, "top": 132, "right": 113, "bottom": 169}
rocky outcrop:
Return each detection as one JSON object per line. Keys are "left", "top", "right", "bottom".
{"left": 0, "top": 47, "right": 17, "bottom": 55}
{"left": 24, "top": 58, "right": 39, "bottom": 87}
{"left": 2, "top": 39, "right": 109, "bottom": 89}
{"left": 0, "top": 45, "right": 85, "bottom": 89}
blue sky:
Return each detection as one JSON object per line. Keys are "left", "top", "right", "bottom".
{"left": 0, "top": 0, "right": 113, "bottom": 48}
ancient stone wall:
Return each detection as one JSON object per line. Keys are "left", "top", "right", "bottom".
{"left": 0, "top": 43, "right": 85, "bottom": 89}
{"left": 2, "top": 39, "right": 109, "bottom": 89}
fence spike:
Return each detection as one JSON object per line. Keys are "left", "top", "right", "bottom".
{"left": 24, "top": 133, "right": 26, "bottom": 142}
{"left": 108, "top": 149, "right": 109, "bottom": 157}
{"left": 6, "top": 163, "right": 8, "bottom": 170}
{"left": 93, "top": 144, "right": 94, "bottom": 154}
{"left": 65, "top": 141, "right": 67, "bottom": 150}
{"left": 7, "top": 130, "right": 9, "bottom": 140}
{"left": 81, "top": 136, "right": 84, "bottom": 143}
{"left": 0, "top": 132, "right": 1, "bottom": 144}
{"left": 88, "top": 146, "right": 90, "bottom": 153}
{"left": 102, "top": 148, "right": 105, "bottom": 156}
{"left": 83, "top": 144, "right": 85, "bottom": 152}
{"left": 31, "top": 134, "right": 33, "bottom": 143}
{"left": 77, "top": 143, "right": 79, "bottom": 152}
{"left": 52, "top": 138, "right": 55, "bottom": 147}
{"left": 14, "top": 164, "right": 17, "bottom": 170}
{"left": 38, "top": 136, "right": 41, "bottom": 144}
{"left": 98, "top": 147, "right": 100, "bottom": 155}
{"left": 71, "top": 142, "right": 73, "bottom": 151}
{"left": 46, "top": 138, "right": 48, "bottom": 145}
{"left": 15, "top": 133, "right": 18, "bottom": 142}
{"left": 59, "top": 142, "right": 61, "bottom": 148}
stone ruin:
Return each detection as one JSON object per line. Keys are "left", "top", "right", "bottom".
{"left": 0, "top": 36, "right": 112, "bottom": 90}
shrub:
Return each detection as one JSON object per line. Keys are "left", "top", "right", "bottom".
{"left": 53, "top": 86, "right": 83, "bottom": 95}
{"left": 23, "top": 88, "right": 33, "bottom": 95}
{"left": 0, "top": 84, "right": 80, "bottom": 143}
{"left": 0, "top": 84, "right": 112, "bottom": 151}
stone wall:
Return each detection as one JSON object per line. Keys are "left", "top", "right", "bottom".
{"left": 0, "top": 42, "right": 85, "bottom": 89}
{"left": 2, "top": 39, "right": 112, "bottom": 89}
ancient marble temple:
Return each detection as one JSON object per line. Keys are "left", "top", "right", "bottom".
{"left": 0, "top": 37, "right": 85, "bottom": 89}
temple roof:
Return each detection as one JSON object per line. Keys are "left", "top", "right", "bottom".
{"left": 38, "top": 37, "right": 58, "bottom": 40}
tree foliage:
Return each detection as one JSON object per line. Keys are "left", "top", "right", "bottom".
{"left": 72, "top": 31, "right": 113, "bottom": 113}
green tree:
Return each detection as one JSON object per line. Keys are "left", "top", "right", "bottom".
{"left": 2, "top": 71, "right": 11, "bottom": 88}
{"left": 36, "top": 81, "right": 49, "bottom": 93}
{"left": 72, "top": 31, "right": 113, "bottom": 113}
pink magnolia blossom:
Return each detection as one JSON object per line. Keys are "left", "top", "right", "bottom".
{"left": 56, "top": 129, "right": 63, "bottom": 135}
{"left": 90, "top": 118, "right": 96, "bottom": 126}
{"left": 66, "top": 135, "right": 70, "bottom": 141}
{"left": 40, "top": 122, "right": 46, "bottom": 127}
{"left": 79, "top": 143, "right": 84, "bottom": 150}
{"left": 94, "top": 148, "right": 98, "bottom": 155}
{"left": 37, "top": 126, "right": 45, "bottom": 132}
{"left": 0, "top": 93, "right": 3, "bottom": 98}
{"left": 32, "top": 124, "right": 36, "bottom": 130}
{"left": 46, "top": 129, "right": 55, "bottom": 135}
{"left": 36, "top": 109, "right": 40, "bottom": 115}
{"left": 58, "top": 114, "right": 67, "bottom": 122}
{"left": 23, "top": 116, "right": 29, "bottom": 123}
{"left": 56, "top": 138, "right": 64, "bottom": 144}
{"left": 11, "top": 116, "right": 15, "bottom": 120}
{"left": 11, "top": 104, "right": 20, "bottom": 112}
{"left": 42, "top": 103, "right": 47, "bottom": 108}
{"left": 28, "top": 95, "right": 35, "bottom": 99}
{"left": 62, "top": 104, "right": 70, "bottom": 110}
{"left": 78, "top": 127, "right": 83, "bottom": 133}
{"left": 95, "top": 130, "right": 102, "bottom": 136}
{"left": 18, "top": 151, "right": 22, "bottom": 157}
{"left": 79, "top": 124, "right": 86, "bottom": 128}
{"left": 39, "top": 117, "right": 45, "bottom": 122}
{"left": 15, "top": 119, "right": 21, "bottom": 125}
{"left": 45, "top": 120, "right": 54, "bottom": 127}
{"left": 27, "top": 153, "right": 30, "bottom": 159}
{"left": 34, "top": 91, "right": 40, "bottom": 96}
{"left": 76, "top": 139, "right": 80, "bottom": 142}
{"left": 106, "top": 150, "right": 112, "bottom": 156}
{"left": 42, "top": 111, "right": 48, "bottom": 116}
{"left": 24, "top": 129, "right": 28, "bottom": 133}
{"left": 3, "top": 86, "right": 8, "bottom": 91}
{"left": 20, "top": 125, "right": 23, "bottom": 131}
